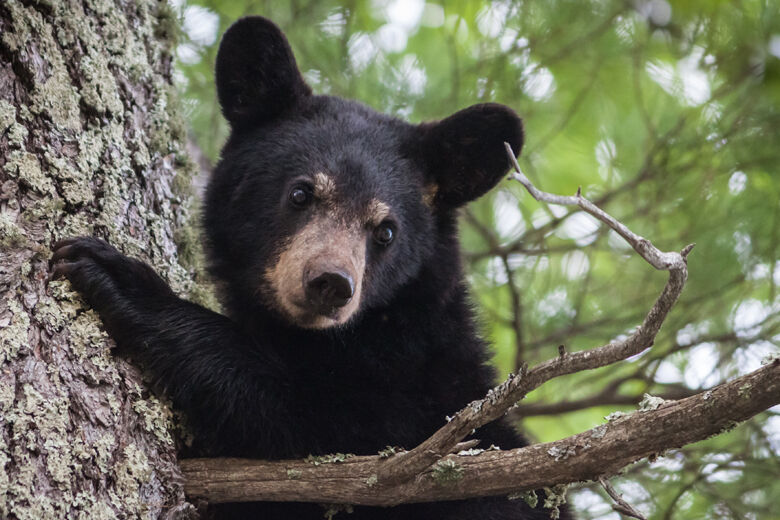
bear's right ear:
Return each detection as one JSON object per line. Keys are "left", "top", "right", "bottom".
{"left": 215, "top": 17, "right": 311, "bottom": 128}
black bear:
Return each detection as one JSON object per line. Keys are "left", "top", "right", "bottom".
{"left": 50, "top": 16, "right": 571, "bottom": 520}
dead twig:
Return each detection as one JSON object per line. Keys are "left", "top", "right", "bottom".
{"left": 599, "top": 477, "right": 648, "bottom": 520}
{"left": 503, "top": 142, "right": 694, "bottom": 272}
{"left": 376, "top": 145, "right": 692, "bottom": 484}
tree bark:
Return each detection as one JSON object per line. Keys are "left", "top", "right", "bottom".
{"left": 0, "top": 1, "right": 203, "bottom": 517}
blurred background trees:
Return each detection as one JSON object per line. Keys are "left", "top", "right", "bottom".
{"left": 173, "top": 1, "right": 779, "bottom": 518}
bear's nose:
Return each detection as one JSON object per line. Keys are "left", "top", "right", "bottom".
{"left": 305, "top": 270, "right": 354, "bottom": 310}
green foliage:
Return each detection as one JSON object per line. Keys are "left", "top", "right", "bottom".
{"left": 175, "top": 1, "right": 780, "bottom": 518}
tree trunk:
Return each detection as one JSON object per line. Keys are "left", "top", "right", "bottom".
{"left": 0, "top": 1, "right": 204, "bottom": 517}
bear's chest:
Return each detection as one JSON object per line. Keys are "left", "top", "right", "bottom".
{"left": 285, "top": 349, "right": 450, "bottom": 455}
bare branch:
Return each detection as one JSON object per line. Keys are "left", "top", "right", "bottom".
{"left": 599, "top": 477, "right": 648, "bottom": 520}
{"left": 376, "top": 146, "right": 693, "bottom": 484}
{"left": 503, "top": 142, "right": 693, "bottom": 272}
{"left": 180, "top": 359, "right": 780, "bottom": 505}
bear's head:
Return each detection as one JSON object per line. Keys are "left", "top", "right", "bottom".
{"left": 204, "top": 17, "right": 523, "bottom": 330}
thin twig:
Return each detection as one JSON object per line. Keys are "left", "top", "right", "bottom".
{"left": 503, "top": 142, "right": 694, "bottom": 272}
{"left": 599, "top": 477, "right": 648, "bottom": 520}
{"left": 376, "top": 146, "right": 693, "bottom": 485}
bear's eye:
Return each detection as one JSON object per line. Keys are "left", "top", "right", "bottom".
{"left": 288, "top": 185, "right": 313, "bottom": 208}
{"left": 373, "top": 222, "right": 395, "bottom": 246}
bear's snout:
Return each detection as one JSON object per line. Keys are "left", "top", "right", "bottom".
{"left": 265, "top": 215, "right": 366, "bottom": 329}
{"left": 304, "top": 266, "right": 355, "bottom": 312}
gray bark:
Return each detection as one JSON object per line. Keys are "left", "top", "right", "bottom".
{"left": 0, "top": 1, "right": 206, "bottom": 517}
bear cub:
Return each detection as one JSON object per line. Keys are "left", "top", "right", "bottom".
{"left": 50, "top": 16, "right": 570, "bottom": 520}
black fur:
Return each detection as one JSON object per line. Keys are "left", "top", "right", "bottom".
{"left": 50, "top": 16, "right": 570, "bottom": 520}
{"left": 216, "top": 16, "right": 311, "bottom": 127}
{"left": 418, "top": 103, "right": 524, "bottom": 207}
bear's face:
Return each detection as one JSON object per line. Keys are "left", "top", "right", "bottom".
{"left": 210, "top": 99, "right": 437, "bottom": 328}
{"left": 205, "top": 17, "right": 523, "bottom": 330}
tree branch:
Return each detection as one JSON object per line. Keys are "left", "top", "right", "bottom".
{"left": 599, "top": 477, "right": 647, "bottom": 520}
{"left": 503, "top": 142, "right": 694, "bottom": 272}
{"left": 375, "top": 145, "right": 693, "bottom": 484}
{"left": 181, "top": 359, "right": 779, "bottom": 504}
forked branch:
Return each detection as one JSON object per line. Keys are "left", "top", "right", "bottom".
{"left": 181, "top": 360, "right": 780, "bottom": 504}
{"left": 376, "top": 144, "right": 692, "bottom": 483}
{"left": 503, "top": 142, "right": 694, "bottom": 271}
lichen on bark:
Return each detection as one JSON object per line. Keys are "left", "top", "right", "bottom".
{"left": 0, "top": 0, "right": 205, "bottom": 517}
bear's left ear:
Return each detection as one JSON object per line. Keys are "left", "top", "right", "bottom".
{"left": 215, "top": 17, "right": 311, "bottom": 128}
{"left": 416, "top": 103, "right": 523, "bottom": 208}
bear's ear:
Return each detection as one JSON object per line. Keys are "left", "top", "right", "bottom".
{"left": 417, "top": 103, "right": 523, "bottom": 208}
{"left": 215, "top": 17, "right": 311, "bottom": 128}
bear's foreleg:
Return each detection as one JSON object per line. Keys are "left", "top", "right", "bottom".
{"left": 50, "top": 237, "right": 296, "bottom": 455}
